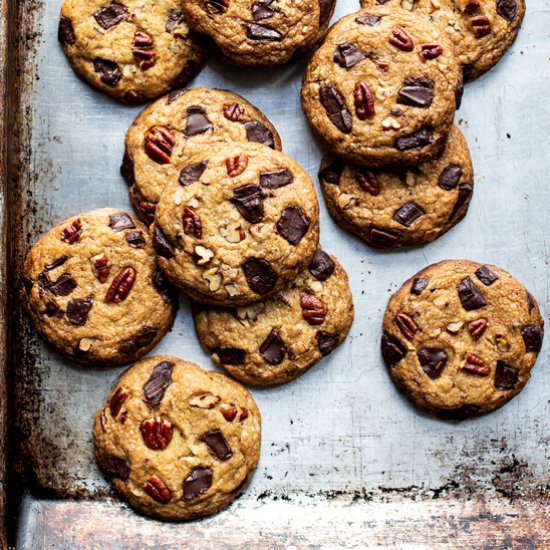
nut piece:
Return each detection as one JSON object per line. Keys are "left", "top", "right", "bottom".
{"left": 220, "top": 403, "right": 238, "bottom": 421}
{"left": 144, "top": 126, "right": 175, "bottom": 164}
{"left": 189, "top": 392, "right": 220, "bottom": 409}
{"left": 382, "top": 117, "right": 401, "bottom": 130}
{"left": 462, "top": 353, "right": 490, "bottom": 376}
{"left": 419, "top": 44, "right": 443, "bottom": 61}
{"left": 91, "top": 253, "right": 110, "bottom": 283}
{"left": 105, "top": 266, "right": 136, "bottom": 303}
{"left": 239, "top": 407, "right": 249, "bottom": 421}
{"left": 194, "top": 245, "right": 214, "bottom": 265}
{"left": 468, "top": 318, "right": 488, "bottom": 339}
{"left": 183, "top": 208, "right": 202, "bottom": 238}
{"left": 236, "top": 302, "right": 265, "bottom": 321}
{"left": 354, "top": 81, "right": 375, "bottom": 120}
{"left": 395, "top": 312, "right": 419, "bottom": 340}
{"left": 223, "top": 102, "right": 244, "bottom": 121}
{"left": 446, "top": 321, "right": 463, "bottom": 334}
{"left": 356, "top": 169, "right": 380, "bottom": 195}
{"left": 133, "top": 31, "right": 156, "bottom": 70}
{"left": 300, "top": 292, "right": 326, "bottom": 325}
{"left": 144, "top": 475, "right": 172, "bottom": 503}
{"left": 219, "top": 223, "right": 245, "bottom": 243}
{"left": 61, "top": 218, "right": 82, "bottom": 244}
{"left": 109, "top": 387, "right": 129, "bottom": 418}
{"left": 77, "top": 337, "right": 94, "bottom": 352}
{"left": 140, "top": 417, "right": 173, "bottom": 450}
{"left": 203, "top": 268, "right": 222, "bottom": 291}
{"left": 389, "top": 27, "right": 414, "bottom": 51}
{"left": 226, "top": 154, "right": 249, "bottom": 177}
{"left": 469, "top": 15, "right": 491, "bottom": 38}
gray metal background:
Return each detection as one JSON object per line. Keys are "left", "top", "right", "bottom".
{"left": 12, "top": 0, "right": 550, "bottom": 547}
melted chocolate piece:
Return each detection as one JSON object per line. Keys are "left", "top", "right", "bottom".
{"left": 184, "top": 106, "right": 212, "bottom": 136}
{"left": 381, "top": 332, "right": 407, "bottom": 365}
{"left": 66, "top": 296, "right": 93, "bottom": 326}
{"left": 308, "top": 250, "right": 335, "bottom": 281}
{"left": 143, "top": 361, "right": 174, "bottom": 408}
{"left": 201, "top": 430, "right": 233, "bottom": 461}
{"left": 319, "top": 85, "right": 352, "bottom": 134}
{"left": 438, "top": 164, "right": 462, "bottom": 190}
{"left": 93, "top": 58, "right": 122, "bottom": 87}
{"left": 231, "top": 184, "right": 265, "bottom": 223}
{"left": 316, "top": 331, "right": 339, "bottom": 356}
{"left": 260, "top": 169, "right": 294, "bottom": 189}
{"left": 244, "top": 120, "right": 275, "bottom": 148}
{"left": 393, "top": 202, "right": 425, "bottom": 227}
{"left": 49, "top": 273, "right": 77, "bottom": 296}
{"left": 118, "top": 326, "right": 158, "bottom": 355}
{"left": 333, "top": 43, "right": 366, "bottom": 68}
{"left": 494, "top": 361, "right": 519, "bottom": 390}
{"left": 214, "top": 348, "right": 245, "bottom": 365}
{"left": 243, "top": 258, "right": 278, "bottom": 295}
{"left": 179, "top": 161, "right": 208, "bottom": 186}
{"left": 457, "top": 276, "right": 487, "bottom": 311}
{"left": 474, "top": 265, "right": 499, "bottom": 286}
{"left": 417, "top": 347, "right": 448, "bottom": 379}
{"left": 521, "top": 325, "right": 543, "bottom": 353}
{"left": 109, "top": 212, "right": 135, "bottom": 232}
{"left": 183, "top": 467, "right": 213, "bottom": 500}
{"left": 411, "top": 277, "right": 429, "bottom": 295}
{"left": 93, "top": 3, "right": 127, "bottom": 29}
{"left": 275, "top": 206, "right": 310, "bottom": 245}
{"left": 260, "top": 329, "right": 286, "bottom": 364}
{"left": 319, "top": 160, "right": 344, "bottom": 185}
{"left": 244, "top": 22, "right": 282, "bottom": 41}
{"left": 153, "top": 226, "right": 175, "bottom": 259}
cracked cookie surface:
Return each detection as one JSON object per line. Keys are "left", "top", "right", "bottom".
{"left": 319, "top": 125, "right": 474, "bottom": 248}
{"left": 194, "top": 251, "right": 354, "bottom": 386}
{"left": 122, "top": 87, "right": 281, "bottom": 225}
{"left": 93, "top": 355, "right": 261, "bottom": 520}
{"left": 301, "top": 5, "right": 462, "bottom": 166}
{"left": 382, "top": 260, "right": 544, "bottom": 418}
{"left": 59, "top": 0, "right": 207, "bottom": 103}
{"left": 153, "top": 142, "right": 320, "bottom": 306}
{"left": 22, "top": 208, "right": 177, "bottom": 366}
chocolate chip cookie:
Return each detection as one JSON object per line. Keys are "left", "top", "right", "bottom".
{"left": 122, "top": 88, "right": 282, "bottom": 225}
{"left": 180, "top": 0, "right": 323, "bottom": 66}
{"left": 58, "top": 0, "right": 207, "bottom": 104}
{"left": 301, "top": 6, "right": 463, "bottom": 167}
{"left": 193, "top": 250, "right": 354, "bottom": 386}
{"left": 94, "top": 355, "right": 261, "bottom": 520}
{"left": 361, "top": 0, "right": 525, "bottom": 80}
{"left": 153, "top": 142, "right": 320, "bottom": 306}
{"left": 319, "top": 125, "right": 474, "bottom": 248}
{"left": 21, "top": 209, "right": 177, "bottom": 366}
{"left": 382, "top": 260, "right": 544, "bottom": 418}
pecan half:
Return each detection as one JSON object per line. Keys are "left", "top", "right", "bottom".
{"left": 91, "top": 253, "right": 110, "bottom": 283}
{"left": 226, "top": 154, "right": 249, "bottom": 177}
{"left": 356, "top": 169, "right": 379, "bottom": 195}
{"left": 354, "top": 81, "right": 375, "bottom": 120}
{"left": 183, "top": 208, "right": 202, "bottom": 238}
{"left": 419, "top": 44, "right": 443, "bottom": 61}
{"left": 105, "top": 267, "right": 136, "bottom": 303}
{"left": 395, "top": 312, "right": 418, "bottom": 340}
{"left": 133, "top": 31, "right": 156, "bottom": 70}
{"left": 389, "top": 28, "right": 414, "bottom": 51}
{"left": 462, "top": 353, "right": 490, "bottom": 376}
{"left": 61, "top": 218, "right": 82, "bottom": 244}
{"left": 144, "top": 126, "right": 175, "bottom": 164}
{"left": 223, "top": 102, "right": 244, "bottom": 121}
{"left": 140, "top": 417, "right": 173, "bottom": 450}
{"left": 109, "top": 387, "right": 129, "bottom": 418}
{"left": 469, "top": 15, "right": 491, "bottom": 38}
{"left": 144, "top": 475, "right": 172, "bottom": 503}
{"left": 300, "top": 292, "right": 326, "bottom": 325}
{"left": 468, "top": 318, "right": 488, "bottom": 339}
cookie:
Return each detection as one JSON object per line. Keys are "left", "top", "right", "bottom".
{"left": 21, "top": 209, "right": 177, "bottom": 366}
{"left": 361, "top": 0, "right": 525, "bottom": 80}
{"left": 301, "top": 6, "right": 463, "bottom": 167}
{"left": 122, "top": 87, "right": 282, "bottom": 225}
{"left": 319, "top": 125, "right": 474, "bottom": 248}
{"left": 194, "top": 250, "right": 354, "bottom": 386}
{"left": 153, "top": 142, "right": 320, "bottom": 306}
{"left": 382, "top": 260, "right": 544, "bottom": 418}
{"left": 58, "top": 0, "right": 207, "bottom": 104}
{"left": 93, "top": 355, "right": 261, "bottom": 520}
{"left": 180, "top": 0, "right": 322, "bottom": 66}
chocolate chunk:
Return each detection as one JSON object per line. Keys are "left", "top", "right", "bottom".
{"left": 153, "top": 226, "right": 175, "bottom": 259}
{"left": 259, "top": 329, "right": 286, "bottom": 364}
{"left": 437, "top": 405, "right": 481, "bottom": 420}
{"left": 308, "top": 250, "right": 335, "bottom": 281}
{"left": 109, "top": 212, "right": 135, "bottom": 232}
{"left": 438, "top": 164, "right": 462, "bottom": 190}
{"left": 45, "top": 256, "right": 68, "bottom": 270}
{"left": 260, "top": 168, "right": 294, "bottom": 189}
{"left": 183, "top": 467, "right": 213, "bottom": 501}
{"left": 66, "top": 296, "right": 93, "bottom": 326}
{"left": 381, "top": 332, "right": 407, "bottom": 365}
{"left": 165, "top": 12, "right": 184, "bottom": 32}
{"left": 276, "top": 206, "right": 310, "bottom": 245}
{"left": 244, "top": 120, "right": 275, "bottom": 148}
{"left": 125, "top": 230, "right": 146, "bottom": 248}
{"left": 93, "top": 3, "right": 127, "bottom": 29}
{"left": 527, "top": 292, "right": 536, "bottom": 314}
{"left": 252, "top": 0, "right": 275, "bottom": 20}
{"left": 521, "top": 325, "right": 543, "bottom": 353}
{"left": 231, "top": 184, "right": 265, "bottom": 223}
{"left": 393, "top": 202, "right": 425, "bottom": 227}
{"left": 457, "top": 276, "right": 487, "bottom": 311}
{"left": 167, "top": 88, "right": 186, "bottom": 104}
{"left": 44, "top": 299, "right": 62, "bottom": 317}
{"left": 411, "top": 277, "right": 429, "bottom": 295}
{"left": 201, "top": 430, "right": 233, "bottom": 461}
{"left": 475, "top": 265, "right": 499, "bottom": 286}
{"left": 214, "top": 348, "right": 245, "bottom": 365}
{"left": 494, "top": 361, "right": 519, "bottom": 390}
{"left": 120, "top": 151, "right": 134, "bottom": 185}
{"left": 319, "top": 160, "right": 344, "bottom": 185}
{"left": 448, "top": 183, "right": 473, "bottom": 221}
{"left": 244, "top": 22, "right": 282, "bottom": 41}
{"left": 178, "top": 161, "right": 208, "bottom": 186}
{"left": 370, "top": 227, "right": 401, "bottom": 246}
{"left": 397, "top": 84, "right": 434, "bottom": 108}
{"left": 243, "top": 258, "right": 278, "bottom": 295}
{"left": 395, "top": 127, "right": 433, "bottom": 151}
{"left": 49, "top": 273, "right": 77, "bottom": 296}
{"left": 333, "top": 43, "right": 366, "bottom": 68}
{"left": 152, "top": 270, "right": 176, "bottom": 304}
{"left": 355, "top": 14, "right": 381, "bottom": 26}
{"left": 497, "top": 0, "right": 517, "bottom": 21}
{"left": 143, "top": 361, "right": 174, "bottom": 408}
{"left": 118, "top": 326, "right": 158, "bottom": 355}
{"left": 184, "top": 106, "right": 212, "bottom": 137}
{"left": 93, "top": 58, "right": 122, "bottom": 87}
{"left": 417, "top": 347, "right": 448, "bottom": 379}
{"left": 96, "top": 453, "right": 129, "bottom": 480}
{"left": 319, "top": 85, "right": 352, "bottom": 134}
{"left": 316, "top": 331, "right": 339, "bottom": 356}
{"left": 58, "top": 17, "right": 75, "bottom": 45}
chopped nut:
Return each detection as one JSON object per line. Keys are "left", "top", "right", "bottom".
{"left": 77, "top": 338, "right": 94, "bottom": 352}
{"left": 308, "top": 280, "right": 323, "bottom": 293}
{"left": 172, "top": 189, "right": 185, "bottom": 205}
{"left": 189, "top": 392, "right": 220, "bottom": 409}
{"left": 405, "top": 171, "right": 416, "bottom": 187}
{"left": 446, "top": 321, "right": 463, "bottom": 334}
{"left": 225, "top": 284, "right": 239, "bottom": 296}
{"left": 236, "top": 302, "right": 265, "bottom": 321}
{"left": 401, "top": 0, "right": 414, "bottom": 10}
{"left": 203, "top": 268, "right": 221, "bottom": 291}
{"left": 194, "top": 245, "right": 214, "bottom": 265}
{"left": 219, "top": 223, "right": 245, "bottom": 243}
{"left": 220, "top": 403, "right": 237, "bottom": 421}
{"left": 382, "top": 117, "right": 401, "bottom": 130}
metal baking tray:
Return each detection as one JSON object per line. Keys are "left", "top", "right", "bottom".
{"left": 2, "top": 0, "right": 549, "bottom": 547}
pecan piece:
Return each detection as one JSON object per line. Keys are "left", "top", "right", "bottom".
{"left": 105, "top": 267, "right": 136, "bottom": 303}
{"left": 91, "top": 253, "right": 110, "bottom": 283}
{"left": 462, "top": 0, "right": 481, "bottom": 13}
{"left": 395, "top": 312, "right": 418, "bottom": 340}
{"left": 300, "top": 292, "right": 326, "bottom": 325}
{"left": 469, "top": 15, "right": 491, "bottom": 38}
{"left": 140, "top": 417, "right": 173, "bottom": 450}
{"left": 144, "top": 475, "right": 172, "bottom": 503}
{"left": 462, "top": 353, "right": 490, "bottom": 376}
{"left": 220, "top": 403, "right": 238, "bottom": 422}
{"left": 239, "top": 407, "right": 249, "bottom": 421}
{"left": 223, "top": 102, "right": 244, "bottom": 121}
{"left": 189, "top": 392, "right": 220, "bottom": 409}
{"left": 356, "top": 169, "right": 380, "bottom": 195}
{"left": 354, "top": 81, "right": 375, "bottom": 120}
{"left": 61, "top": 218, "right": 82, "bottom": 244}
{"left": 468, "top": 318, "right": 488, "bottom": 339}
{"left": 110, "top": 387, "right": 129, "bottom": 418}
{"left": 144, "top": 126, "right": 175, "bottom": 164}
{"left": 226, "top": 154, "right": 249, "bottom": 177}
{"left": 419, "top": 44, "right": 443, "bottom": 61}
{"left": 183, "top": 208, "right": 202, "bottom": 238}
{"left": 133, "top": 31, "right": 156, "bottom": 70}
{"left": 389, "top": 28, "right": 414, "bottom": 51}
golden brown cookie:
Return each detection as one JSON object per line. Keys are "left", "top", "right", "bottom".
{"left": 382, "top": 260, "right": 544, "bottom": 419}
{"left": 58, "top": 0, "right": 207, "bottom": 103}
{"left": 94, "top": 355, "right": 261, "bottom": 520}
{"left": 21, "top": 208, "right": 177, "bottom": 366}
{"left": 361, "top": 0, "right": 525, "bottom": 80}
{"left": 122, "top": 88, "right": 282, "bottom": 225}
{"left": 153, "top": 142, "right": 320, "bottom": 306}
{"left": 301, "top": 6, "right": 463, "bottom": 167}
{"left": 319, "top": 125, "right": 474, "bottom": 248}
{"left": 193, "top": 251, "right": 354, "bottom": 386}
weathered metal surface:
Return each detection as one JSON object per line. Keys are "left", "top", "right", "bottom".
{"left": 4, "top": 0, "right": 550, "bottom": 546}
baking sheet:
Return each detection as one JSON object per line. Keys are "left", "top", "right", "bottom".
{"left": 7, "top": 0, "right": 550, "bottom": 546}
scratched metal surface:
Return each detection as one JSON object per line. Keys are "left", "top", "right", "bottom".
{"left": 9, "top": 0, "right": 550, "bottom": 546}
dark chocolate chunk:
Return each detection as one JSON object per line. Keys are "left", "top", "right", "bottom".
{"left": 184, "top": 106, "right": 212, "bottom": 136}
{"left": 457, "top": 276, "right": 487, "bottom": 311}
{"left": 496, "top": 0, "right": 517, "bottom": 21}
{"left": 120, "top": 150, "right": 135, "bottom": 185}
{"left": 316, "top": 331, "right": 339, "bottom": 356}
{"left": 58, "top": 17, "right": 75, "bottom": 45}
{"left": 438, "top": 164, "right": 462, "bottom": 190}
{"left": 201, "top": 430, "right": 233, "bottom": 461}
{"left": 417, "top": 347, "right": 448, "bottom": 379}
{"left": 259, "top": 329, "right": 286, "bottom": 364}
{"left": 370, "top": 227, "right": 401, "bottom": 246}
{"left": 93, "top": 3, "right": 127, "bottom": 29}
{"left": 319, "top": 159, "right": 344, "bottom": 185}
{"left": 395, "top": 127, "right": 433, "bottom": 151}
{"left": 243, "top": 258, "right": 278, "bottom": 295}
{"left": 244, "top": 120, "right": 275, "bottom": 148}
{"left": 93, "top": 58, "right": 122, "bottom": 87}
{"left": 152, "top": 270, "right": 176, "bottom": 304}
{"left": 183, "top": 467, "right": 213, "bottom": 501}
{"left": 381, "top": 332, "right": 407, "bottom": 365}
{"left": 320, "top": 85, "right": 352, "bottom": 134}
{"left": 45, "top": 256, "right": 68, "bottom": 271}
{"left": 109, "top": 212, "right": 135, "bottom": 232}
{"left": 231, "top": 184, "right": 265, "bottom": 223}
{"left": 44, "top": 299, "right": 62, "bottom": 317}
{"left": 275, "top": 206, "right": 310, "bottom": 245}
{"left": 521, "top": 325, "right": 543, "bottom": 353}
{"left": 252, "top": 0, "right": 275, "bottom": 20}
{"left": 244, "top": 22, "right": 282, "bottom": 41}
{"left": 527, "top": 292, "right": 536, "bottom": 314}
{"left": 49, "top": 273, "right": 77, "bottom": 296}
{"left": 494, "top": 361, "right": 519, "bottom": 390}
{"left": 143, "top": 360, "right": 174, "bottom": 408}
{"left": 153, "top": 226, "right": 175, "bottom": 259}
{"left": 96, "top": 453, "right": 129, "bottom": 480}
{"left": 397, "top": 84, "right": 434, "bottom": 108}
{"left": 355, "top": 14, "right": 381, "bottom": 26}
{"left": 118, "top": 326, "right": 158, "bottom": 355}
{"left": 411, "top": 277, "right": 429, "bottom": 295}
{"left": 308, "top": 250, "right": 335, "bottom": 281}
{"left": 448, "top": 183, "right": 473, "bottom": 221}
{"left": 179, "top": 161, "right": 208, "bottom": 186}
{"left": 475, "top": 265, "right": 499, "bottom": 286}
{"left": 165, "top": 12, "right": 185, "bottom": 32}
{"left": 260, "top": 168, "right": 293, "bottom": 189}
{"left": 214, "top": 348, "right": 245, "bottom": 365}
{"left": 333, "top": 42, "right": 366, "bottom": 68}
{"left": 393, "top": 202, "right": 425, "bottom": 227}
{"left": 125, "top": 230, "right": 146, "bottom": 248}
{"left": 66, "top": 296, "right": 93, "bottom": 326}
{"left": 437, "top": 405, "right": 481, "bottom": 420}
